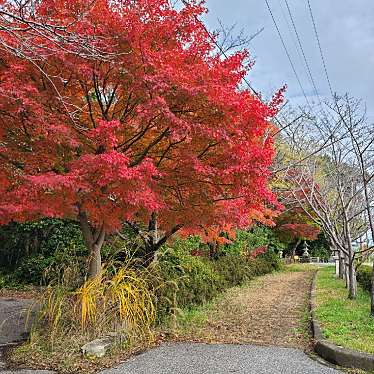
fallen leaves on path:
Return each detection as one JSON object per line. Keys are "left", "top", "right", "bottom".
{"left": 176, "top": 271, "right": 315, "bottom": 350}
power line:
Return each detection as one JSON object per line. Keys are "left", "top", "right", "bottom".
{"left": 283, "top": 0, "right": 322, "bottom": 106}
{"left": 306, "top": 0, "right": 334, "bottom": 98}
{"left": 277, "top": 0, "right": 305, "bottom": 69}
{"left": 179, "top": 0, "right": 298, "bottom": 134}
{"left": 264, "top": 0, "right": 312, "bottom": 112}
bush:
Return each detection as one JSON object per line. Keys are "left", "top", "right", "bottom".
{"left": 154, "top": 248, "right": 223, "bottom": 320}
{"left": 258, "top": 250, "right": 282, "bottom": 271}
{"left": 223, "top": 227, "right": 286, "bottom": 256}
{"left": 0, "top": 219, "right": 87, "bottom": 286}
{"left": 357, "top": 265, "right": 372, "bottom": 293}
{"left": 211, "top": 255, "right": 253, "bottom": 288}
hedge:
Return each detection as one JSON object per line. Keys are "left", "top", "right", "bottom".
{"left": 357, "top": 265, "right": 372, "bottom": 293}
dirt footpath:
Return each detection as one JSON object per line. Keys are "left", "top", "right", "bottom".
{"left": 179, "top": 270, "right": 315, "bottom": 349}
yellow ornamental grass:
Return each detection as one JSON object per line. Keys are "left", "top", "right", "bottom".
{"left": 75, "top": 274, "right": 103, "bottom": 328}
{"left": 32, "top": 262, "right": 157, "bottom": 350}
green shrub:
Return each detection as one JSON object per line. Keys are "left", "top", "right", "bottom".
{"left": 211, "top": 255, "right": 253, "bottom": 288}
{"left": 0, "top": 219, "right": 87, "bottom": 286}
{"left": 357, "top": 265, "right": 372, "bottom": 293}
{"left": 223, "top": 227, "right": 285, "bottom": 256}
{"left": 258, "top": 250, "right": 282, "bottom": 271}
{"left": 154, "top": 248, "right": 223, "bottom": 320}
{"left": 0, "top": 271, "right": 25, "bottom": 290}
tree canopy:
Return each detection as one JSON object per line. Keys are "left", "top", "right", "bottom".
{"left": 0, "top": 0, "right": 283, "bottom": 275}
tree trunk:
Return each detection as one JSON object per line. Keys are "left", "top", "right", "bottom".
{"left": 88, "top": 243, "right": 102, "bottom": 278}
{"left": 371, "top": 263, "right": 374, "bottom": 317}
{"left": 125, "top": 219, "right": 183, "bottom": 267}
{"left": 292, "top": 238, "right": 302, "bottom": 262}
{"left": 344, "top": 220, "right": 357, "bottom": 299}
{"left": 344, "top": 259, "right": 349, "bottom": 288}
{"left": 348, "top": 261, "right": 357, "bottom": 299}
{"left": 208, "top": 241, "right": 219, "bottom": 259}
{"left": 338, "top": 251, "right": 345, "bottom": 279}
{"left": 78, "top": 208, "right": 106, "bottom": 278}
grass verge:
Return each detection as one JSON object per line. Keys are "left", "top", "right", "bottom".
{"left": 315, "top": 266, "right": 374, "bottom": 355}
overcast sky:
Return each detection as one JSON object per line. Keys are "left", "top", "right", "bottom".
{"left": 202, "top": 0, "right": 374, "bottom": 119}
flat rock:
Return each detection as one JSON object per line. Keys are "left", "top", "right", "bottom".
{"left": 82, "top": 336, "right": 115, "bottom": 358}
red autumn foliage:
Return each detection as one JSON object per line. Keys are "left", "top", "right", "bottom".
{"left": 275, "top": 209, "right": 320, "bottom": 242}
{"left": 0, "top": 0, "right": 283, "bottom": 273}
{"left": 250, "top": 245, "right": 268, "bottom": 258}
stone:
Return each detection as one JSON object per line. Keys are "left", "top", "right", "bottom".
{"left": 81, "top": 336, "right": 115, "bottom": 358}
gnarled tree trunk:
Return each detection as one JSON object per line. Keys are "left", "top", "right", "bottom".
{"left": 125, "top": 215, "right": 183, "bottom": 267}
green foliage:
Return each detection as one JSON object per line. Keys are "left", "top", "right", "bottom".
{"left": 224, "top": 226, "right": 286, "bottom": 256}
{"left": 357, "top": 265, "right": 372, "bottom": 293}
{"left": 258, "top": 250, "right": 283, "bottom": 271}
{"left": 0, "top": 271, "right": 25, "bottom": 289}
{"left": 154, "top": 247, "right": 223, "bottom": 320}
{"left": 308, "top": 232, "right": 331, "bottom": 261}
{"left": 0, "top": 219, "right": 87, "bottom": 286}
{"left": 210, "top": 255, "right": 253, "bottom": 288}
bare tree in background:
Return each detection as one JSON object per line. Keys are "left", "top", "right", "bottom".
{"left": 330, "top": 95, "right": 374, "bottom": 314}
{"left": 278, "top": 96, "right": 374, "bottom": 305}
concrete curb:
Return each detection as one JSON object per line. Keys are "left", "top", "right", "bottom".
{"left": 310, "top": 271, "right": 374, "bottom": 372}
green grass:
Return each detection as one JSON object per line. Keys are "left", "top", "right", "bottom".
{"left": 316, "top": 266, "right": 374, "bottom": 355}
{"left": 284, "top": 263, "right": 319, "bottom": 272}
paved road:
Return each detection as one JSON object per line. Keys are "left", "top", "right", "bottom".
{"left": 0, "top": 298, "right": 52, "bottom": 373}
{"left": 100, "top": 343, "right": 342, "bottom": 374}
{"left": 0, "top": 298, "right": 34, "bottom": 345}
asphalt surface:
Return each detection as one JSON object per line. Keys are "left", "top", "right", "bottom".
{"left": 0, "top": 298, "right": 34, "bottom": 345}
{"left": 100, "top": 343, "right": 343, "bottom": 374}
{"left": 0, "top": 298, "right": 53, "bottom": 373}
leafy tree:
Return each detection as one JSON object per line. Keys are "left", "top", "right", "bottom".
{"left": 0, "top": 0, "right": 283, "bottom": 277}
{"left": 274, "top": 208, "right": 320, "bottom": 258}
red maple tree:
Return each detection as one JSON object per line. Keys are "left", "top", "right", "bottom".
{"left": 274, "top": 208, "right": 320, "bottom": 258}
{"left": 0, "top": 0, "right": 284, "bottom": 276}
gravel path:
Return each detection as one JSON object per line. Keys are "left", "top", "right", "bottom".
{"left": 100, "top": 343, "right": 342, "bottom": 374}
{"left": 100, "top": 270, "right": 342, "bottom": 374}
